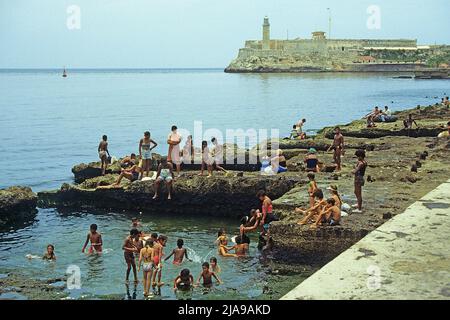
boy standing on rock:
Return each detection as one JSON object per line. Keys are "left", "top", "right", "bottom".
{"left": 98, "top": 135, "right": 110, "bottom": 176}
{"left": 327, "top": 126, "right": 344, "bottom": 172}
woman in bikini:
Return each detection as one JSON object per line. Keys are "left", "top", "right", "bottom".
{"left": 138, "top": 240, "right": 155, "bottom": 297}
{"left": 139, "top": 131, "right": 158, "bottom": 179}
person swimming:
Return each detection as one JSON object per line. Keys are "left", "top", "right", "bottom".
{"left": 174, "top": 268, "right": 194, "bottom": 292}
{"left": 209, "top": 257, "right": 221, "bottom": 274}
{"left": 81, "top": 224, "right": 103, "bottom": 254}
{"left": 229, "top": 235, "right": 249, "bottom": 257}
{"left": 42, "top": 244, "right": 56, "bottom": 261}
{"left": 215, "top": 229, "right": 237, "bottom": 257}
{"left": 197, "top": 262, "right": 222, "bottom": 288}
{"left": 165, "top": 238, "right": 192, "bottom": 265}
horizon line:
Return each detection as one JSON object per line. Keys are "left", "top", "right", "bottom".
{"left": 0, "top": 67, "right": 226, "bottom": 70}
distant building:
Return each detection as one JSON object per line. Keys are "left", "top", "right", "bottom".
{"left": 225, "top": 17, "right": 437, "bottom": 73}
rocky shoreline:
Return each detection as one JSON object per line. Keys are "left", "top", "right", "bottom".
{"left": 269, "top": 105, "right": 450, "bottom": 262}
{"left": 2, "top": 104, "right": 449, "bottom": 268}
{"left": 0, "top": 186, "right": 38, "bottom": 227}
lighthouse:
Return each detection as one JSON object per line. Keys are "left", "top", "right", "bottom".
{"left": 262, "top": 16, "right": 270, "bottom": 50}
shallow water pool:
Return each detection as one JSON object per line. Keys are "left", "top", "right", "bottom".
{"left": 0, "top": 208, "right": 307, "bottom": 300}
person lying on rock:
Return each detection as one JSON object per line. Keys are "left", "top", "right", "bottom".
{"left": 152, "top": 158, "right": 174, "bottom": 200}
{"left": 270, "top": 149, "right": 287, "bottom": 173}
{"left": 296, "top": 189, "right": 327, "bottom": 225}
{"left": 113, "top": 164, "right": 142, "bottom": 186}
{"left": 311, "top": 198, "right": 341, "bottom": 229}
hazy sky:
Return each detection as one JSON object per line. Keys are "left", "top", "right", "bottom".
{"left": 1, "top": 0, "right": 449, "bottom": 68}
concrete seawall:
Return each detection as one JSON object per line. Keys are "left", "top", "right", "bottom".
{"left": 281, "top": 179, "right": 450, "bottom": 300}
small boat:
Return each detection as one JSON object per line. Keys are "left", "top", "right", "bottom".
{"left": 62, "top": 67, "right": 67, "bottom": 78}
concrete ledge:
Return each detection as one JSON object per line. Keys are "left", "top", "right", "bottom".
{"left": 281, "top": 179, "right": 450, "bottom": 300}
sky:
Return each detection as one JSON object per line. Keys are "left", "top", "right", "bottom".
{"left": 1, "top": 0, "right": 449, "bottom": 68}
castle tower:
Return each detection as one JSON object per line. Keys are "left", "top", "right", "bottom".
{"left": 262, "top": 16, "right": 270, "bottom": 50}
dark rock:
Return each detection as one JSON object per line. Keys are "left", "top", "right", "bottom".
{"left": 37, "top": 175, "right": 300, "bottom": 217}
{"left": 0, "top": 186, "right": 38, "bottom": 226}
{"left": 382, "top": 212, "right": 393, "bottom": 220}
{"left": 270, "top": 222, "right": 366, "bottom": 264}
{"left": 411, "top": 164, "right": 418, "bottom": 173}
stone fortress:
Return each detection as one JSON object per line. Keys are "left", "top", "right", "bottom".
{"left": 225, "top": 16, "right": 449, "bottom": 73}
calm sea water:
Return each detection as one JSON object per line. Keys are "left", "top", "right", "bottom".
{"left": 0, "top": 69, "right": 449, "bottom": 299}
{"left": 0, "top": 69, "right": 448, "bottom": 191}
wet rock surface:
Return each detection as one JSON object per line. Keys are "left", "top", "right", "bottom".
{"left": 0, "top": 186, "right": 38, "bottom": 226}
{"left": 38, "top": 173, "right": 301, "bottom": 217}
{"left": 269, "top": 105, "right": 450, "bottom": 262}
{"left": 0, "top": 270, "right": 67, "bottom": 300}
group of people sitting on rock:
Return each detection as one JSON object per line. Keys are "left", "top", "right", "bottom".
{"left": 365, "top": 106, "right": 395, "bottom": 127}
{"left": 293, "top": 147, "right": 368, "bottom": 228}
{"left": 96, "top": 126, "right": 233, "bottom": 199}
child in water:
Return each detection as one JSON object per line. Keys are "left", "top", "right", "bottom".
{"left": 82, "top": 224, "right": 103, "bottom": 254}
{"left": 164, "top": 238, "right": 192, "bottom": 265}
{"left": 174, "top": 268, "right": 194, "bottom": 292}
{"left": 229, "top": 236, "right": 249, "bottom": 257}
{"left": 131, "top": 217, "right": 142, "bottom": 230}
{"left": 197, "top": 262, "right": 222, "bottom": 288}
{"left": 209, "top": 257, "right": 221, "bottom": 274}
{"left": 215, "top": 229, "right": 237, "bottom": 257}
{"left": 43, "top": 244, "right": 56, "bottom": 261}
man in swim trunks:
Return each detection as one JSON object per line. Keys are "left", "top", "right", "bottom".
{"left": 151, "top": 234, "right": 167, "bottom": 290}
{"left": 167, "top": 125, "right": 182, "bottom": 177}
{"left": 152, "top": 158, "right": 175, "bottom": 200}
{"left": 82, "top": 224, "right": 103, "bottom": 254}
{"left": 164, "top": 238, "right": 192, "bottom": 265}
{"left": 98, "top": 135, "right": 110, "bottom": 176}
{"left": 123, "top": 229, "right": 140, "bottom": 284}
{"left": 327, "top": 126, "right": 344, "bottom": 171}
